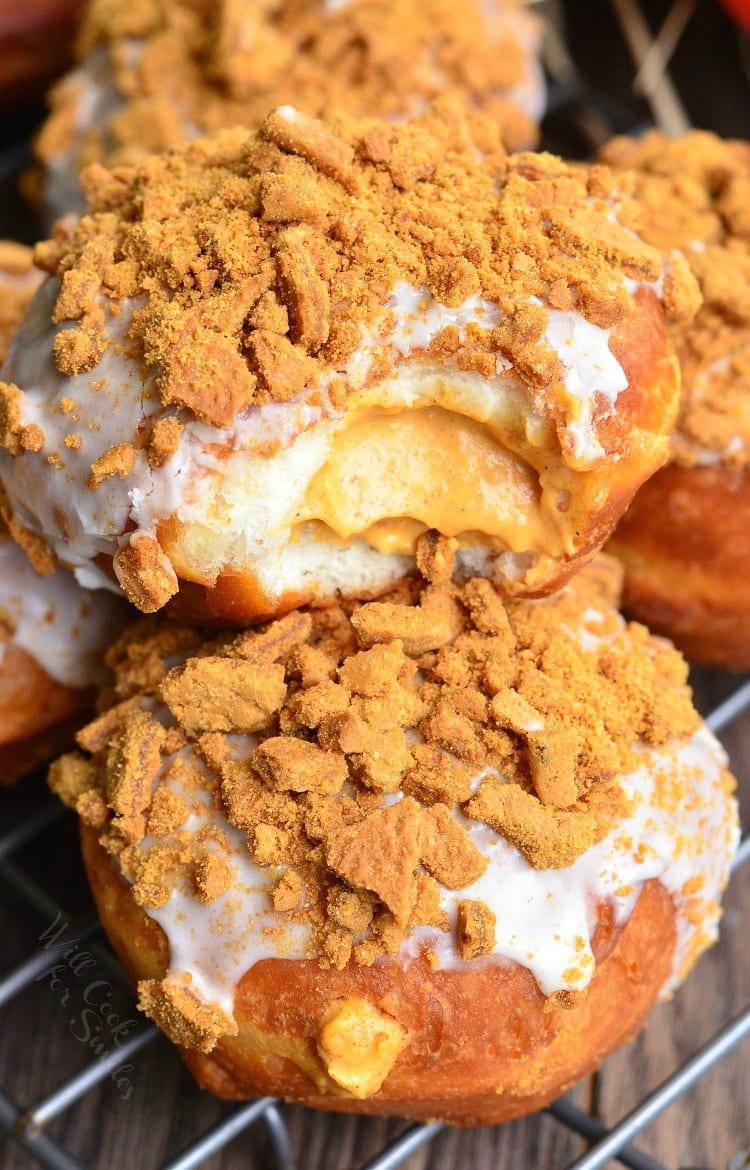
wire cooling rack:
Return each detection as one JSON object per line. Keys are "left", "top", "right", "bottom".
{"left": 1, "top": 2, "right": 749, "bottom": 1168}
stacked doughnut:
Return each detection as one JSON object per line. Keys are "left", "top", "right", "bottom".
{"left": 7, "top": 98, "right": 737, "bottom": 1123}
{"left": 0, "top": 242, "right": 127, "bottom": 781}
{"left": 34, "top": 0, "right": 545, "bottom": 223}
{"left": 601, "top": 131, "right": 750, "bottom": 667}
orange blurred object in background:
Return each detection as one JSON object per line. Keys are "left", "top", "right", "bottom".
{"left": 719, "top": 0, "right": 750, "bottom": 31}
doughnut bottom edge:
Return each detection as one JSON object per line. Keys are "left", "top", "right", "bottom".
{"left": 81, "top": 824, "right": 675, "bottom": 1126}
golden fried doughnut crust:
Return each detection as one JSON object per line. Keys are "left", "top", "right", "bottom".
{"left": 608, "top": 463, "right": 750, "bottom": 669}
{"left": 81, "top": 821, "right": 675, "bottom": 1125}
{"left": 0, "top": 643, "right": 93, "bottom": 784}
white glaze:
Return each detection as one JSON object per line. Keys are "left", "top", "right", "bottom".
{"left": 0, "top": 534, "right": 125, "bottom": 687}
{"left": 404, "top": 727, "right": 738, "bottom": 997}
{"left": 129, "top": 725, "right": 737, "bottom": 1017}
{"left": 142, "top": 749, "right": 309, "bottom": 1014}
{"left": 538, "top": 303, "right": 628, "bottom": 464}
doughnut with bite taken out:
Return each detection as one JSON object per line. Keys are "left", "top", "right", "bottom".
{"left": 0, "top": 106, "right": 698, "bottom": 625}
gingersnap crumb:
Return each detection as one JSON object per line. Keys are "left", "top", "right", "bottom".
{"left": 600, "top": 130, "right": 750, "bottom": 464}
{"left": 33, "top": 101, "right": 669, "bottom": 444}
{"left": 138, "top": 976, "right": 238, "bottom": 1052}
{"left": 457, "top": 899, "right": 497, "bottom": 960}
{"left": 114, "top": 534, "right": 179, "bottom": 612}
{"left": 48, "top": 751, "right": 98, "bottom": 809}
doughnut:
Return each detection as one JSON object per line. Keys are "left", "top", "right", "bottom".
{"left": 0, "top": 0, "right": 81, "bottom": 109}
{"left": 0, "top": 105, "right": 697, "bottom": 624}
{"left": 50, "top": 560, "right": 739, "bottom": 1124}
{"left": 0, "top": 242, "right": 128, "bottom": 782}
{"left": 35, "top": 0, "right": 545, "bottom": 223}
{"left": 600, "top": 131, "right": 750, "bottom": 667}
{"left": 0, "top": 527, "right": 129, "bottom": 782}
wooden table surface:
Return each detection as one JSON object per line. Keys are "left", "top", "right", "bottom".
{"left": 1, "top": 3, "right": 749, "bottom": 1168}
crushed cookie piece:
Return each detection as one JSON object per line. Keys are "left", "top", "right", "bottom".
{"left": 276, "top": 241, "right": 330, "bottom": 350}
{"left": 86, "top": 442, "right": 136, "bottom": 489}
{"left": 460, "top": 577, "right": 516, "bottom": 641}
{"left": 351, "top": 587, "right": 463, "bottom": 655}
{"left": 160, "top": 657, "right": 286, "bottom": 735}
{"left": 328, "top": 887, "right": 374, "bottom": 934}
{"left": 415, "top": 529, "right": 458, "bottom": 584}
{"left": 114, "top": 534, "right": 179, "bottom": 613}
{"left": 77, "top": 789, "right": 109, "bottom": 828}
{"left": 490, "top": 688, "right": 544, "bottom": 735}
{"left": 326, "top": 798, "right": 422, "bottom": 927}
{"left": 273, "top": 870, "right": 304, "bottom": 913}
{"left": 420, "top": 803, "right": 488, "bottom": 888}
{"left": 192, "top": 851, "right": 234, "bottom": 904}
{"left": 252, "top": 737, "right": 348, "bottom": 794}
{"left": 147, "top": 417, "right": 183, "bottom": 468}
{"left": 402, "top": 743, "right": 474, "bottom": 805}
{"left": 261, "top": 108, "right": 359, "bottom": 194}
{"left": 287, "top": 643, "right": 337, "bottom": 687}
{"left": 0, "top": 382, "right": 24, "bottom": 455}
{"left": 147, "top": 787, "right": 190, "bottom": 837}
{"left": 465, "top": 777, "right": 596, "bottom": 869}
{"left": 104, "top": 710, "right": 166, "bottom": 842}
{"left": 527, "top": 727, "right": 580, "bottom": 808}
{"left": 419, "top": 700, "right": 486, "bottom": 766}
{"left": 229, "top": 611, "right": 313, "bottom": 665}
{"left": 48, "top": 752, "right": 97, "bottom": 809}
{"left": 19, "top": 424, "right": 44, "bottom": 452}
{"left": 246, "top": 329, "right": 317, "bottom": 401}
{"left": 138, "top": 976, "right": 237, "bottom": 1053}
{"left": 457, "top": 899, "right": 496, "bottom": 960}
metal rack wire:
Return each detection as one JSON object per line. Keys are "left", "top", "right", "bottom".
{"left": 1, "top": 2, "right": 749, "bottom": 1168}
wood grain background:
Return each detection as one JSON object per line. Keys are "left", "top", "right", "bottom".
{"left": 1, "top": 2, "right": 749, "bottom": 1168}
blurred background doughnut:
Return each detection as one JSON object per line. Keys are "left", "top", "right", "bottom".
{"left": 602, "top": 130, "right": 750, "bottom": 667}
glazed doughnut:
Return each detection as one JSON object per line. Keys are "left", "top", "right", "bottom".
{"left": 50, "top": 560, "right": 738, "bottom": 1124}
{"left": 601, "top": 131, "right": 750, "bottom": 667}
{"left": 0, "top": 528, "right": 128, "bottom": 782}
{"left": 0, "top": 243, "right": 128, "bottom": 782}
{"left": 0, "top": 0, "right": 81, "bottom": 108}
{"left": 0, "top": 106, "right": 697, "bottom": 624}
{"left": 35, "top": 0, "right": 545, "bottom": 223}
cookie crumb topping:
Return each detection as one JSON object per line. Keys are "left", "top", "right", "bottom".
{"left": 27, "top": 101, "right": 681, "bottom": 443}
{"left": 51, "top": 558, "right": 723, "bottom": 1051}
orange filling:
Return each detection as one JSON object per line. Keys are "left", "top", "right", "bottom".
{"left": 296, "top": 406, "right": 568, "bottom": 558}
